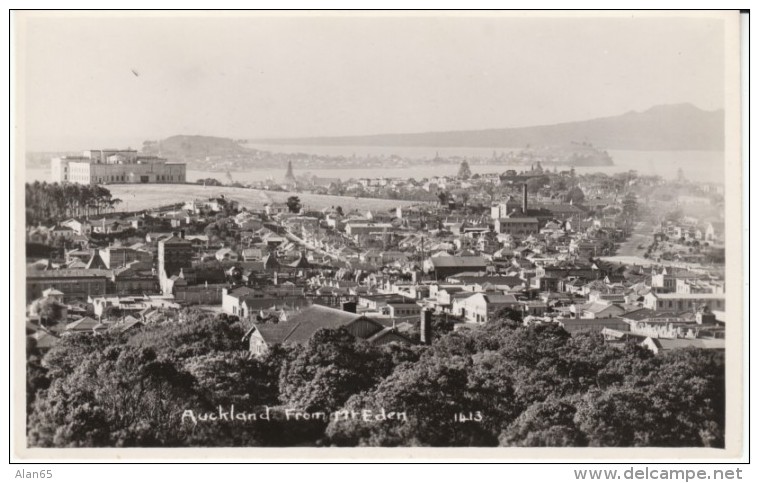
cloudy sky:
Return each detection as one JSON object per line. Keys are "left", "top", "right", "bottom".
{"left": 17, "top": 12, "right": 729, "bottom": 150}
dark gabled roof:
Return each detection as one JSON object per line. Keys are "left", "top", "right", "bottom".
{"left": 365, "top": 327, "right": 414, "bottom": 344}
{"left": 252, "top": 304, "right": 382, "bottom": 346}
{"left": 453, "top": 275, "right": 524, "bottom": 286}
{"left": 498, "top": 217, "right": 539, "bottom": 223}
{"left": 66, "top": 316, "right": 99, "bottom": 331}
{"left": 648, "top": 338, "right": 725, "bottom": 351}
{"left": 430, "top": 256, "right": 487, "bottom": 268}
{"left": 285, "top": 304, "right": 365, "bottom": 327}
{"left": 559, "top": 318, "right": 629, "bottom": 326}
{"left": 27, "top": 268, "right": 111, "bottom": 279}
{"left": 227, "top": 286, "right": 257, "bottom": 298}
{"left": 158, "top": 235, "right": 193, "bottom": 246}
{"left": 287, "top": 256, "right": 312, "bottom": 269}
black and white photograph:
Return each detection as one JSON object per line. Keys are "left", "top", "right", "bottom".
{"left": 10, "top": 9, "right": 746, "bottom": 460}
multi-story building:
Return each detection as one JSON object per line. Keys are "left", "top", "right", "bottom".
{"left": 494, "top": 217, "right": 540, "bottom": 237}
{"left": 643, "top": 292, "right": 725, "bottom": 313}
{"left": 99, "top": 247, "right": 153, "bottom": 269}
{"left": 26, "top": 269, "right": 110, "bottom": 302}
{"left": 52, "top": 149, "right": 186, "bottom": 185}
{"left": 157, "top": 233, "right": 193, "bottom": 278}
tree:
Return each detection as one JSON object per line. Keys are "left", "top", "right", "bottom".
{"left": 526, "top": 176, "right": 548, "bottom": 194}
{"left": 564, "top": 187, "right": 585, "bottom": 204}
{"left": 286, "top": 196, "right": 302, "bottom": 213}
{"left": 127, "top": 309, "right": 247, "bottom": 360}
{"left": 500, "top": 396, "right": 586, "bottom": 446}
{"left": 457, "top": 160, "right": 472, "bottom": 180}
{"left": 29, "top": 346, "right": 204, "bottom": 447}
{"left": 184, "top": 351, "right": 278, "bottom": 407}
{"left": 278, "top": 328, "right": 395, "bottom": 414}
{"left": 437, "top": 191, "right": 449, "bottom": 207}
{"left": 326, "top": 354, "right": 496, "bottom": 446}
{"left": 36, "top": 298, "right": 66, "bottom": 327}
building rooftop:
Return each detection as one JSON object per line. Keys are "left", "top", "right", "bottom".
{"left": 252, "top": 304, "right": 380, "bottom": 346}
{"left": 430, "top": 256, "right": 487, "bottom": 268}
{"left": 651, "top": 293, "right": 725, "bottom": 299}
{"left": 498, "top": 217, "right": 539, "bottom": 223}
{"left": 27, "top": 268, "right": 112, "bottom": 279}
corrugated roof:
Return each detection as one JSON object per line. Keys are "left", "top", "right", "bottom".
{"left": 27, "top": 268, "right": 111, "bottom": 279}
{"left": 430, "top": 256, "right": 487, "bottom": 268}
{"left": 253, "top": 304, "right": 380, "bottom": 345}
{"left": 498, "top": 217, "right": 539, "bottom": 223}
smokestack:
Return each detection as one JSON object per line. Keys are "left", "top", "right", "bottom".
{"left": 522, "top": 183, "right": 528, "bottom": 214}
{"left": 341, "top": 301, "right": 357, "bottom": 314}
{"left": 180, "top": 229, "right": 185, "bottom": 239}
{"left": 420, "top": 309, "right": 433, "bottom": 344}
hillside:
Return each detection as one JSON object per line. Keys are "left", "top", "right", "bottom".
{"left": 142, "top": 135, "right": 251, "bottom": 158}
{"left": 251, "top": 104, "right": 724, "bottom": 151}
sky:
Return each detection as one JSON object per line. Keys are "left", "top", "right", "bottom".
{"left": 17, "top": 12, "right": 728, "bottom": 151}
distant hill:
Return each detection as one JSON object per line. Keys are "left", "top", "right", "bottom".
{"left": 142, "top": 135, "right": 250, "bottom": 158}
{"left": 251, "top": 104, "right": 724, "bottom": 151}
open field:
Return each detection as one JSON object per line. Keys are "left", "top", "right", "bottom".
{"left": 107, "top": 184, "right": 424, "bottom": 213}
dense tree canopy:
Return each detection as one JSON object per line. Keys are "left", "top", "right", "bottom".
{"left": 26, "top": 182, "right": 121, "bottom": 225}
{"left": 28, "top": 308, "right": 724, "bottom": 448}
{"left": 286, "top": 196, "right": 302, "bottom": 213}
{"left": 457, "top": 161, "right": 472, "bottom": 180}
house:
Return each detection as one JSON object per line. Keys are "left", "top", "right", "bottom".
{"left": 384, "top": 302, "right": 421, "bottom": 319}
{"left": 64, "top": 316, "right": 100, "bottom": 334}
{"left": 60, "top": 218, "right": 92, "bottom": 236}
{"left": 558, "top": 318, "right": 629, "bottom": 335}
{"left": 452, "top": 292, "right": 520, "bottom": 324}
{"left": 265, "top": 203, "right": 289, "bottom": 216}
{"left": 447, "top": 275, "right": 525, "bottom": 292}
{"left": 494, "top": 217, "right": 540, "bottom": 237}
{"left": 50, "top": 225, "right": 76, "bottom": 240}
{"left": 643, "top": 293, "right": 725, "bottom": 313}
{"left": 577, "top": 301, "right": 626, "bottom": 319}
{"left": 244, "top": 304, "right": 414, "bottom": 355}
{"left": 99, "top": 246, "right": 153, "bottom": 269}
{"left": 241, "top": 247, "right": 268, "bottom": 261}
{"left": 215, "top": 248, "right": 239, "bottom": 262}
{"left": 26, "top": 268, "right": 111, "bottom": 302}
{"left": 116, "top": 317, "right": 145, "bottom": 334}
{"left": 426, "top": 255, "right": 488, "bottom": 280}
{"left": 29, "top": 329, "right": 61, "bottom": 352}
{"left": 641, "top": 337, "right": 726, "bottom": 355}
{"left": 111, "top": 266, "right": 159, "bottom": 295}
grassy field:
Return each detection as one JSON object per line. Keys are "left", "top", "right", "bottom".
{"left": 107, "top": 184, "right": 425, "bottom": 213}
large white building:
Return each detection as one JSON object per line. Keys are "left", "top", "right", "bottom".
{"left": 51, "top": 149, "right": 186, "bottom": 185}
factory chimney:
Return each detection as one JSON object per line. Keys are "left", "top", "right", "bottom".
{"left": 420, "top": 309, "right": 433, "bottom": 345}
{"left": 522, "top": 183, "right": 528, "bottom": 214}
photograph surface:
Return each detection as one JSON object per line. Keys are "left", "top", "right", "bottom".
{"left": 11, "top": 10, "right": 745, "bottom": 459}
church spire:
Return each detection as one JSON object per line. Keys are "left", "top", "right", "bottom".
{"left": 284, "top": 160, "right": 296, "bottom": 183}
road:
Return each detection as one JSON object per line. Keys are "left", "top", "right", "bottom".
{"left": 615, "top": 221, "right": 653, "bottom": 257}
{"left": 283, "top": 229, "right": 348, "bottom": 264}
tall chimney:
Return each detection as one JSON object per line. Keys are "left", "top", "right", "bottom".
{"left": 522, "top": 183, "right": 528, "bottom": 214}
{"left": 420, "top": 309, "right": 433, "bottom": 345}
